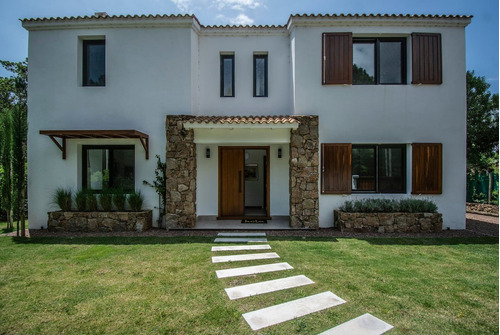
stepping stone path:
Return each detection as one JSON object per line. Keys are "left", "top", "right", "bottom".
{"left": 211, "top": 231, "right": 393, "bottom": 333}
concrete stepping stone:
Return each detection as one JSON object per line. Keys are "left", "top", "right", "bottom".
{"left": 212, "top": 252, "right": 279, "bottom": 263}
{"left": 242, "top": 291, "right": 346, "bottom": 331}
{"left": 318, "top": 313, "right": 393, "bottom": 335}
{"left": 225, "top": 275, "right": 314, "bottom": 300}
{"left": 216, "top": 262, "right": 293, "bottom": 279}
{"left": 214, "top": 237, "right": 268, "bottom": 243}
{"left": 212, "top": 245, "right": 272, "bottom": 252}
{"left": 217, "top": 232, "right": 266, "bottom": 237}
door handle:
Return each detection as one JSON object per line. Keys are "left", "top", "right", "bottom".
{"left": 239, "top": 171, "right": 242, "bottom": 193}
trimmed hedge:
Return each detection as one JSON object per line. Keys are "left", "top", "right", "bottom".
{"left": 340, "top": 198, "right": 438, "bottom": 213}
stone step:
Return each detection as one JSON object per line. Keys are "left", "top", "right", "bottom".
{"left": 212, "top": 252, "right": 279, "bottom": 263}
{"left": 318, "top": 313, "right": 393, "bottom": 335}
{"left": 217, "top": 232, "right": 266, "bottom": 237}
{"left": 242, "top": 291, "right": 346, "bottom": 331}
{"left": 225, "top": 275, "right": 314, "bottom": 300}
{"left": 214, "top": 237, "right": 268, "bottom": 243}
{"left": 212, "top": 245, "right": 272, "bottom": 252}
{"left": 216, "top": 262, "right": 293, "bottom": 279}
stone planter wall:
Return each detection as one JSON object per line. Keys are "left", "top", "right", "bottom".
{"left": 289, "top": 116, "right": 319, "bottom": 229}
{"left": 165, "top": 115, "right": 197, "bottom": 228}
{"left": 334, "top": 211, "right": 443, "bottom": 233}
{"left": 47, "top": 210, "right": 153, "bottom": 232}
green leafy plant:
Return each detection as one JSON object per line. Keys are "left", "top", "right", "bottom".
{"left": 53, "top": 188, "right": 72, "bottom": 211}
{"left": 99, "top": 190, "right": 113, "bottom": 211}
{"left": 87, "top": 193, "right": 98, "bottom": 211}
{"left": 340, "top": 198, "right": 437, "bottom": 213}
{"left": 113, "top": 189, "right": 127, "bottom": 211}
{"left": 128, "top": 191, "right": 144, "bottom": 211}
{"left": 143, "top": 155, "right": 166, "bottom": 216}
{"left": 75, "top": 189, "right": 87, "bottom": 211}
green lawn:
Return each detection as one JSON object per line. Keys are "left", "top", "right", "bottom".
{"left": 0, "top": 235, "right": 497, "bottom": 334}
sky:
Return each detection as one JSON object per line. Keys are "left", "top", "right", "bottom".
{"left": 0, "top": 0, "right": 498, "bottom": 93}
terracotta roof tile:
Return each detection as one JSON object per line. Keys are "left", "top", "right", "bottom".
{"left": 290, "top": 13, "right": 472, "bottom": 19}
{"left": 186, "top": 115, "right": 298, "bottom": 125}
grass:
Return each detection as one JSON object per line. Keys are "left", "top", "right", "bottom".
{"left": 0, "top": 220, "right": 28, "bottom": 235}
{"left": 0, "top": 235, "right": 497, "bottom": 334}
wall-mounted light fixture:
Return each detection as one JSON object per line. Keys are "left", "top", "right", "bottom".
{"left": 278, "top": 148, "right": 282, "bottom": 159}
{"left": 206, "top": 147, "right": 210, "bottom": 158}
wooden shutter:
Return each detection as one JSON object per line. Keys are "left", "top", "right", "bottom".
{"left": 322, "top": 33, "right": 352, "bottom": 85}
{"left": 412, "top": 143, "right": 442, "bottom": 194}
{"left": 411, "top": 33, "right": 442, "bottom": 84}
{"left": 321, "top": 143, "right": 352, "bottom": 194}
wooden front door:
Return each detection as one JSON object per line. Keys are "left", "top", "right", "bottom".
{"left": 219, "top": 147, "right": 244, "bottom": 217}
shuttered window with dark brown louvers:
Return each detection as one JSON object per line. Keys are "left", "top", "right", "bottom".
{"left": 412, "top": 143, "right": 442, "bottom": 194}
{"left": 411, "top": 33, "right": 442, "bottom": 84}
{"left": 322, "top": 33, "right": 353, "bottom": 85}
{"left": 321, "top": 143, "right": 352, "bottom": 194}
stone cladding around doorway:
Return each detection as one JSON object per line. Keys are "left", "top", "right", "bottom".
{"left": 289, "top": 115, "right": 319, "bottom": 229}
{"left": 165, "top": 115, "right": 197, "bottom": 228}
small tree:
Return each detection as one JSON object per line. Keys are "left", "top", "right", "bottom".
{"left": 143, "top": 155, "right": 166, "bottom": 226}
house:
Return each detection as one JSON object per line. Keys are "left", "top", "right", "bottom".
{"left": 22, "top": 13, "right": 471, "bottom": 230}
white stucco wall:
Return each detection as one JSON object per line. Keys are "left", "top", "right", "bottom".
{"left": 291, "top": 25, "right": 467, "bottom": 229}
{"left": 27, "top": 26, "right": 196, "bottom": 228}
{"left": 197, "top": 33, "right": 292, "bottom": 115}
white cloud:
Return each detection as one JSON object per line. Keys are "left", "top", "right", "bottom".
{"left": 216, "top": 0, "right": 261, "bottom": 11}
{"left": 229, "top": 14, "right": 254, "bottom": 25}
{"left": 171, "top": 0, "right": 192, "bottom": 13}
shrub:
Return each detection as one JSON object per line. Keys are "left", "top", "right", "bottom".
{"left": 99, "top": 190, "right": 113, "bottom": 211}
{"left": 75, "top": 189, "right": 87, "bottom": 211}
{"left": 113, "top": 190, "right": 127, "bottom": 211}
{"left": 340, "top": 198, "right": 437, "bottom": 213}
{"left": 87, "top": 193, "right": 98, "bottom": 211}
{"left": 54, "top": 188, "right": 72, "bottom": 211}
{"left": 128, "top": 191, "right": 144, "bottom": 211}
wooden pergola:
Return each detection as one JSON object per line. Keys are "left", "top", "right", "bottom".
{"left": 39, "top": 130, "right": 149, "bottom": 159}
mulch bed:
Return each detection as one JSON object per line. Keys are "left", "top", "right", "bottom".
{"left": 22, "top": 214, "right": 497, "bottom": 238}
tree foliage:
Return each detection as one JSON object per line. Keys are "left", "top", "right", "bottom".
{"left": 467, "top": 70, "right": 499, "bottom": 172}
{"left": 0, "top": 59, "right": 27, "bottom": 235}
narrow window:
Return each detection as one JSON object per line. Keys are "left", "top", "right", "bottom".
{"left": 253, "top": 54, "right": 268, "bottom": 97}
{"left": 353, "top": 38, "right": 406, "bottom": 85}
{"left": 352, "top": 146, "right": 376, "bottom": 191}
{"left": 83, "top": 40, "right": 105, "bottom": 86}
{"left": 220, "top": 54, "right": 234, "bottom": 97}
{"left": 82, "top": 145, "right": 135, "bottom": 191}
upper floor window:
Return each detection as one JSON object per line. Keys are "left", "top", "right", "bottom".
{"left": 83, "top": 40, "right": 105, "bottom": 86}
{"left": 322, "top": 33, "right": 441, "bottom": 85}
{"left": 220, "top": 54, "right": 234, "bottom": 97}
{"left": 353, "top": 38, "right": 406, "bottom": 85}
{"left": 253, "top": 54, "right": 268, "bottom": 97}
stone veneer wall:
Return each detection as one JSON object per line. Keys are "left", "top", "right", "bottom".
{"left": 289, "top": 116, "right": 319, "bottom": 229}
{"left": 334, "top": 211, "right": 443, "bottom": 233}
{"left": 165, "top": 115, "right": 197, "bottom": 228}
{"left": 47, "top": 210, "right": 152, "bottom": 232}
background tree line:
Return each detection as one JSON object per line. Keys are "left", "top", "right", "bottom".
{"left": 0, "top": 59, "right": 27, "bottom": 236}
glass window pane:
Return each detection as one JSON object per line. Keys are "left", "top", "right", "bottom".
{"left": 254, "top": 56, "right": 267, "bottom": 97}
{"left": 379, "top": 42, "right": 402, "bottom": 84}
{"left": 352, "top": 147, "right": 376, "bottom": 191}
{"left": 378, "top": 147, "right": 404, "bottom": 192}
{"left": 84, "top": 41, "right": 105, "bottom": 86}
{"left": 222, "top": 57, "right": 233, "bottom": 96}
{"left": 353, "top": 42, "right": 375, "bottom": 84}
{"left": 111, "top": 149, "right": 135, "bottom": 190}
{"left": 86, "top": 149, "right": 109, "bottom": 190}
